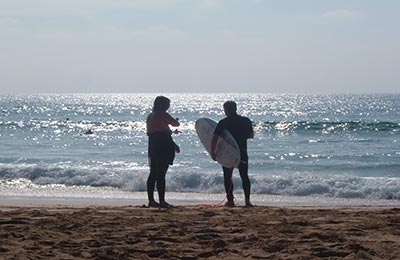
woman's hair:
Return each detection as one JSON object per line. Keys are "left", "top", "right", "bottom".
{"left": 153, "top": 96, "right": 170, "bottom": 112}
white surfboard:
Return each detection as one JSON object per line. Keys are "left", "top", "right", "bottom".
{"left": 195, "top": 118, "right": 241, "bottom": 168}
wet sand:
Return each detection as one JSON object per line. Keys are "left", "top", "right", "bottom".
{"left": 0, "top": 202, "right": 399, "bottom": 259}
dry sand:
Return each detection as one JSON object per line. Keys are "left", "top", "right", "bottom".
{"left": 0, "top": 204, "right": 399, "bottom": 259}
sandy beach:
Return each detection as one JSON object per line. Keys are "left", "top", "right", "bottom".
{"left": 0, "top": 199, "right": 399, "bottom": 260}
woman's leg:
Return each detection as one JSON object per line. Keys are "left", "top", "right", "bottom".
{"left": 147, "top": 158, "right": 158, "bottom": 205}
{"left": 156, "top": 161, "right": 169, "bottom": 204}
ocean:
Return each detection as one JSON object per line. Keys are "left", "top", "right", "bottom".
{"left": 1, "top": 93, "right": 399, "bottom": 206}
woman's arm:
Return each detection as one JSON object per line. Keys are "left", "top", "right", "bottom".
{"left": 165, "top": 113, "right": 180, "bottom": 127}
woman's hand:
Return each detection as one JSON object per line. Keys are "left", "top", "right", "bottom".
{"left": 172, "top": 129, "right": 181, "bottom": 134}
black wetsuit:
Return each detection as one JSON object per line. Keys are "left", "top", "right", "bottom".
{"left": 147, "top": 131, "right": 175, "bottom": 203}
{"left": 214, "top": 113, "right": 253, "bottom": 202}
{"left": 148, "top": 131, "right": 175, "bottom": 165}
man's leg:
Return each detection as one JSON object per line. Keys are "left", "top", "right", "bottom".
{"left": 239, "top": 161, "right": 252, "bottom": 206}
{"left": 223, "top": 167, "right": 234, "bottom": 205}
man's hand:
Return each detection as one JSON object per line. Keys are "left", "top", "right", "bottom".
{"left": 174, "top": 144, "right": 180, "bottom": 153}
{"left": 211, "top": 134, "right": 219, "bottom": 161}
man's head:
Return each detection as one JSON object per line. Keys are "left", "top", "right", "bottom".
{"left": 223, "top": 101, "right": 237, "bottom": 116}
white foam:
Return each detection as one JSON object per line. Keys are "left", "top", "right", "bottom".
{"left": 1, "top": 178, "right": 400, "bottom": 207}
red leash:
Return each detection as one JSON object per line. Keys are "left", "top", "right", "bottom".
{"left": 196, "top": 172, "right": 235, "bottom": 208}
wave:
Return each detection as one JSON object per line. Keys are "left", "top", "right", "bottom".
{"left": 256, "top": 121, "right": 400, "bottom": 133}
{"left": 1, "top": 163, "right": 399, "bottom": 200}
{"left": 2, "top": 119, "right": 399, "bottom": 135}
{"left": 0, "top": 119, "right": 146, "bottom": 132}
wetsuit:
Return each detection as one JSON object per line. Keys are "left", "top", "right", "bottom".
{"left": 147, "top": 131, "right": 175, "bottom": 203}
{"left": 214, "top": 113, "right": 253, "bottom": 202}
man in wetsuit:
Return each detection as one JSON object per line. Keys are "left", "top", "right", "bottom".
{"left": 211, "top": 101, "right": 254, "bottom": 207}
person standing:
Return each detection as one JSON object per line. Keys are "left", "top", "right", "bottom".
{"left": 146, "top": 96, "right": 180, "bottom": 208}
{"left": 211, "top": 101, "right": 254, "bottom": 207}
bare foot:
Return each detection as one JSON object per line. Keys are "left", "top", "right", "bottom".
{"left": 159, "top": 202, "right": 173, "bottom": 208}
{"left": 245, "top": 200, "right": 254, "bottom": 207}
{"left": 224, "top": 201, "right": 235, "bottom": 207}
{"left": 148, "top": 201, "right": 160, "bottom": 208}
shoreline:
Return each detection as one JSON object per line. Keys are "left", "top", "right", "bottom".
{"left": 1, "top": 191, "right": 400, "bottom": 208}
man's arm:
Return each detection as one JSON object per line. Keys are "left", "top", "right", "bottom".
{"left": 247, "top": 118, "right": 254, "bottom": 139}
{"left": 248, "top": 131, "right": 254, "bottom": 139}
{"left": 211, "top": 134, "right": 219, "bottom": 161}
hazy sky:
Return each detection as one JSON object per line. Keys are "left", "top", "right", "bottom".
{"left": 1, "top": 0, "right": 399, "bottom": 94}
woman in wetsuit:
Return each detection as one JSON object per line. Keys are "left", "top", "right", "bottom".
{"left": 146, "top": 96, "right": 180, "bottom": 208}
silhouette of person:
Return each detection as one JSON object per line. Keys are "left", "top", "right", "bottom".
{"left": 211, "top": 101, "right": 254, "bottom": 207}
{"left": 146, "top": 96, "right": 180, "bottom": 208}
{"left": 84, "top": 129, "right": 94, "bottom": 135}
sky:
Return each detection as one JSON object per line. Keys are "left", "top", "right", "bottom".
{"left": 0, "top": 0, "right": 399, "bottom": 94}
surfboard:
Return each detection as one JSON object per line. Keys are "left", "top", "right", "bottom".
{"left": 195, "top": 118, "right": 241, "bottom": 168}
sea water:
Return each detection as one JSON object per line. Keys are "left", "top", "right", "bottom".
{"left": 0, "top": 93, "right": 399, "bottom": 206}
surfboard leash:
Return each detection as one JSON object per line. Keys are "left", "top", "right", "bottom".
{"left": 196, "top": 171, "right": 236, "bottom": 208}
